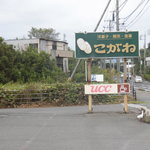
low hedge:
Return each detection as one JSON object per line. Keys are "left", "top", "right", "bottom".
{"left": 0, "top": 83, "right": 119, "bottom": 108}
{"left": 144, "top": 74, "right": 150, "bottom": 81}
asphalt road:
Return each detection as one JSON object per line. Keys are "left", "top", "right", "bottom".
{"left": 135, "top": 80, "right": 150, "bottom": 91}
{"left": 0, "top": 104, "right": 150, "bottom": 150}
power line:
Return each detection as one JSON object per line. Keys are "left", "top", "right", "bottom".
{"left": 103, "top": 0, "right": 117, "bottom": 31}
{"left": 94, "top": 0, "right": 112, "bottom": 32}
{"left": 124, "top": 0, "right": 146, "bottom": 22}
{"left": 126, "top": 0, "right": 150, "bottom": 27}
{"left": 69, "top": 0, "right": 112, "bottom": 81}
{"left": 119, "top": 0, "right": 128, "bottom": 12}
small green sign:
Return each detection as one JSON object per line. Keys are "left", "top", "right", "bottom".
{"left": 75, "top": 31, "right": 139, "bottom": 58}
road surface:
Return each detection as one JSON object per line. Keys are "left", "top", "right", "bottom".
{"left": 0, "top": 104, "right": 150, "bottom": 150}
{"left": 134, "top": 80, "right": 150, "bottom": 92}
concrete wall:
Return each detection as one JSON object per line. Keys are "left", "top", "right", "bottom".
{"left": 5, "top": 38, "right": 71, "bottom": 73}
{"left": 147, "top": 61, "right": 150, "bottom": 66}
{"left": 5, "top": 39, "right": 39, "bottom": 51}
{"left": 63, "top": 58, "right": 69, "bottom": 73}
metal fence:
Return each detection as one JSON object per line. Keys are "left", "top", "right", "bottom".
{"left": 0, "top": 89, "right": 50, "bottom": 105}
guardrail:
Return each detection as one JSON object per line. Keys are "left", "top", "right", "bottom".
{"left": 0, "top": 89, "right": 50, "bottom": 105}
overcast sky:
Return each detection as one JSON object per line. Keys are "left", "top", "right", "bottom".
{"left": 0, "top": 0, "right": 150, "bottom": 49}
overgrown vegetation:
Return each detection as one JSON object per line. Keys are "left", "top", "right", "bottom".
{"left": 68, "top": 58, "right": 116, "bottom": 83}
{"left": 0, "top": 82, "right": 121, "bottom": 108}
{"left": 0, "top": 36, "right": 123, "bottom": 108}
{"left": 0, "top": 37, "right": 66, "bottom": 84}
{"left": 133, "top": 47, "right": 150, "bottom": 79}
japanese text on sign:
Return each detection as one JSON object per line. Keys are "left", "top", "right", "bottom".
{"left": 94, "top": 43, "right": 136, "bottom": 54}
{"left": 75, "top": 31, "right": 139, "bottom": 58}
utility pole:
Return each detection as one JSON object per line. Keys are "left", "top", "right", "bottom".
{"left": 116, "top": 0, "right": 120, "bottom": 75}
{"left": 140, "top": 33, "right": 147, "bottom": 74}
{"left": 94, "top": 0, "right": 112, "bottom": 32}
{"left": 143, "top": 33, "right": 146, "bottom": 74}
{"left": 116, "top": 0, "right": 128, "bottom": 112}
{"left": 123, "top": 58, "right": 128, "bottom": 113}
{"left": 116, "top": 0, "right": 119, "bottom": 31}
{"left": 104, "top": 19, "right": 113, "bottom": 31}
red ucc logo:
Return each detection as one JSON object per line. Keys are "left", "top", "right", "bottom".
{"left": 117, "top": 84, "right": 130, "bottom": 93}
{"left": 90, "top": 85, "right": 112, "bottom": 93}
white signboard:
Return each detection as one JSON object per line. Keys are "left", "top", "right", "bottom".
{"left": 85, "top": 84, "right": 118, "bottom": 94}
{"left": 91, "top": 74, "right": 104, "bottom": 82}
{"left": 85, "top": 84, "right": 130, "bottom": 95}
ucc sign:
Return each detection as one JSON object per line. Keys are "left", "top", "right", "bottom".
{"left": 84, "top": 84, "right": 130, "bottom": 95}
{"left": 75, "top": 31, "right": 139, "bottom": 58}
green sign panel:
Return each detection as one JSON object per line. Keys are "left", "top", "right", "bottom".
{"left": 75, "top": 31, "right": 139, "bottom": 58}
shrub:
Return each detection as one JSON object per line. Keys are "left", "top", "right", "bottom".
{"left": 144, "top": 74, "right": 150, "bottom": 81}
{"left": 0, "top": 83, "right": 118, "bottom": 108}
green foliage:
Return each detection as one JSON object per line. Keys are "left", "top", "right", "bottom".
{"left": 68, "top": 58, "right": 115, "bottom": 83}
{"left": 0, "top": 38, "right": 67, "bottom": 84}
{"left": 92, "top": 65, "right": 115, "bottom": 83}
{"left": 0, "top": 38, "right": 19, "bottom": 83}
{"left": 144, "top": 62, "right": 150, "bottom": 81}
{"left": 144, "top": 74, "right": 150, "bottom": 81}
{"left": 0, "top": 83, "right": 119, "bottom": 108}
{"left": 28, "top": 27, "right": 60, "bottom": 40}
{"left": 145, "top": 66, "right": 150, "bottom": 74}
{"left": 134, "top": 58, "right": 141, "bottom": 75}
{"left": 134, "top": 48, "right": 150, "bottom": 75}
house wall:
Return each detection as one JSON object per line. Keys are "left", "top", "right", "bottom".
{"left": 5, "top": 39, "right": 39, "bottom": 51}
{"left": 146, "top": 57, "right": 150, "bottom": 66}
{"left": 56, "top": 42, "right": 68, "bottom": 51}
{"left": 147, "top": 61, "right": 150, "bottom": 66}
{"left": 4, "top": 38, "right": 72, "bottom": 73}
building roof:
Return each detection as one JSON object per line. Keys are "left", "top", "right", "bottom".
{"left": 5, "top": 38, "right": 68, "bottom": 44}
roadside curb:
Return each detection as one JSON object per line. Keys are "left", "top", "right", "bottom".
{"left": 128, "top": 104, "right": 150, "bottom": 123}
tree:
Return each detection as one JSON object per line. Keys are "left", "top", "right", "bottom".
{"left": 28, "top": 27, "right": 60, "bottom": 40}
{"left": 0, "top": 37, "right": 66, "bottom": 84}
{"left": 0, "top": 37, "right": 19, "bottom": 83}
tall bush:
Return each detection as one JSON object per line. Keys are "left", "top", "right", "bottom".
{"left": 0, "top": 38, "right": 67, "bottom": 83}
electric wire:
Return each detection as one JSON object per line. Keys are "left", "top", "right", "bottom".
{"left": 103, "top": 0, "right": 116, "bottom": 31}
{"left": 127, "top": 4, "right": 150, "bottom": 28}
{"left": 126, "top": 0, "right": 150, "bottom": 27}
{"left": 124, "top": 0, "right": 146, "bottom": 22}
{"left": 108, "top": 0, "right": 128, "bottom": 26}
{"left": 119, "top": 0, "right": 128, "bottom": 12}
{"left": 94, "top": 0, "right": 112, "bottom": 31}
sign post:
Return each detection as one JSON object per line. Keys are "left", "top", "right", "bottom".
{"left": 87, "top": 59, "right": 93, "bottom": 113}
{"left": 123, "top": 58, "right": 128, "bottom": 113}
{"left": 75, "top": 31, "right": 139, "bottom": 113}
